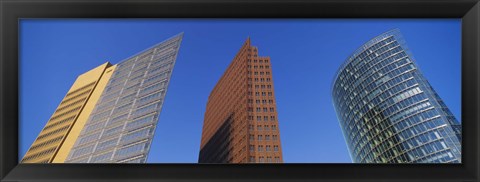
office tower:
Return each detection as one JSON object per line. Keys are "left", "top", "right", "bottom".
{"left": 22, "top": 33, "right": 183, "bottom": 163}
{"left": 199, "top": 38, "right": 283, "bottom": 163}
{"left": 21, "top": 63, "right": 115, "bottom": 163}
{"left": 332, "top": 29, "right": 462, "bottom": 163}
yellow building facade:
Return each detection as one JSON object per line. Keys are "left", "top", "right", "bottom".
{"left": 21, "top": 63, "right": 116, "bottom": 163}
{"left": 22, "top": 33, "right": 183, "bottom": 163}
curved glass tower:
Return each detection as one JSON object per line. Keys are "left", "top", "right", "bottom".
{"left": 332, "top": 29, "right": 461, "bottom": 163}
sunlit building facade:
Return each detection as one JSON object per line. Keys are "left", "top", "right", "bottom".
{"left": 22, "top": 33, "right": 183, "bottom": 163}
{"left": 332, "top": 29, "right": 462, "bottom": 163}
{"left": 199, "top": 38, "right": 283, "bottom": 163}
{"left": 21, "top": 63, "right": 115, "bottom": 163}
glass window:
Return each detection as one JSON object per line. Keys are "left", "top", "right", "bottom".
{"left": 71, "top": 144, "right": 94, "bottom": 158}
{"left": 115, "top": 142, "right": 146, "bottom": 158}
{"left": 120, "top": 127, "right": 152, "bottom": 143}
{"left": 91, "top": 152, "right": 113, "bottom": 163}
{"left": 78, "top": 132, "right": 101, "bottom": 145}
{"left": 96, "top": 138, "right": 118, "bottom": 151}
{"left": 126, "top": 115, "right": 154, "bottom": 130}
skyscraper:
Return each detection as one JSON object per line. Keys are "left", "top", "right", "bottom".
{"left": 199, "top": 38, "right": 283, "bottom": 163}
{"left": 332, "top": 29, "right": 461, "bottom": 163}
{"left": 21, "top": 63, "right": 115, "bottom": 163}
{"left": 22, "top": 33, "right": 183, "bottom": 163}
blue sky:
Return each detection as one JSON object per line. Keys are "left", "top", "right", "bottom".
{"left": 19, "top": 19, "right": 461, "bottom": 163}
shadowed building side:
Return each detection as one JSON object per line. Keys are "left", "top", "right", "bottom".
{"left": 199, "top": 38, "right": 283, "bottom": 163}
{"left": 199, "top": 115, "right": 233, "bottom": 163}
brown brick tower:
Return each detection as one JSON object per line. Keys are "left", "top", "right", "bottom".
{"left": 199, "top": 38, "right": 283, "bottom": 163}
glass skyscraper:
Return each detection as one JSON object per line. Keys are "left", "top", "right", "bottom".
{"left": 64, "top": 33, "right": 183, "bottom": 163}
{"left": 332, "top": 29, "right": 461, "bottom": 163}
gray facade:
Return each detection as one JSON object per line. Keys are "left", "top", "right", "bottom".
{"left": 65, "top": 33, "right": 183, "bottom": 163}
{"left": 332, "top": 29, "right": 461, "bottom": 163}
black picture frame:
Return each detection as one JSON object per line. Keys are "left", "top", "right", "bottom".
{"left": 1, "top": 0, "right": 479, "bottom": 182}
